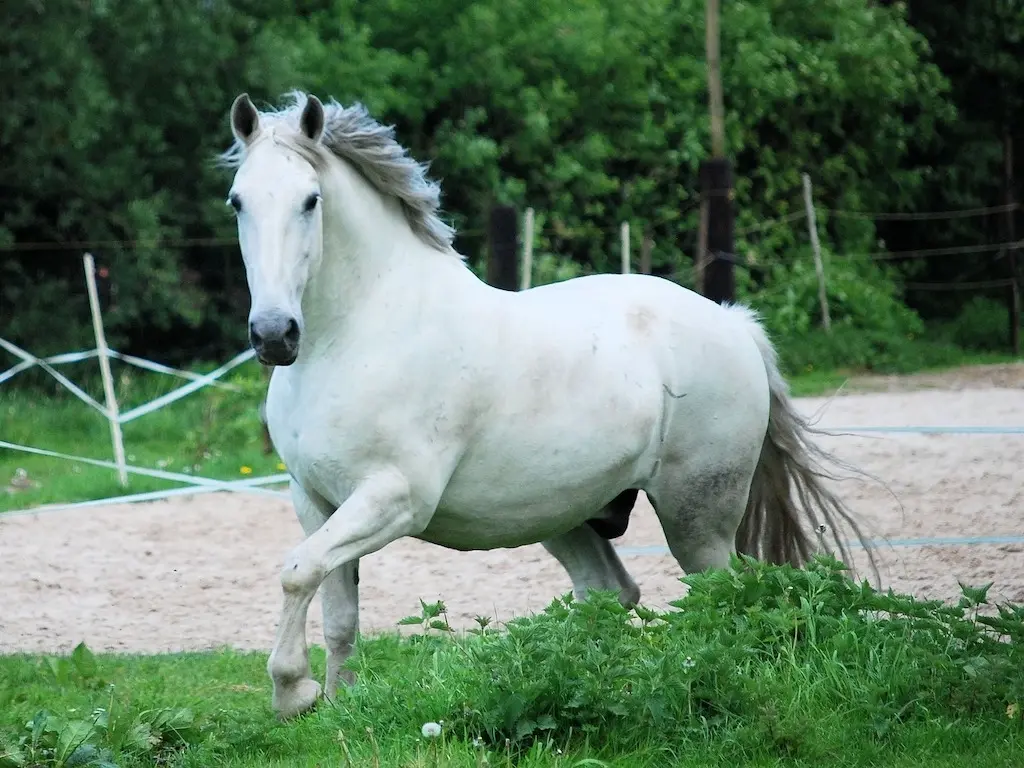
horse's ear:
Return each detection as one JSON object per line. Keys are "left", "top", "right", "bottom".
{"left": 300, "top": 95, "right": 325, "bottom": 142}
{"left": 231, "top": 93, "right": 260, "bottom": 144}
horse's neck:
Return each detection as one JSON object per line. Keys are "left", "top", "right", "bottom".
{"left": 298, "top": 208, "right": 461, "bottom": 364}
{"left": 296, "top": 159, "right": 477, "bottom": 364}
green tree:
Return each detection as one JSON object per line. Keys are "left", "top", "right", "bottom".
{"left": 0, "top": 0, "right": 961, "bottom": 368}
{"left": 0, "top": 0, "right": 302, "bottom": 361}
{"left": 883, "top": 0, "right": 1024, "bottom": 321}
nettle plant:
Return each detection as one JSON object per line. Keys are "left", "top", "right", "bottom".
{"left": 0, "top": 644, "right": 202, "bottom": 768}
{"left": 375, "top": 554, "right": 1024, "bottom": 754}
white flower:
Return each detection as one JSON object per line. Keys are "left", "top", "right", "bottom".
{"left": 683, "top": 656, "right": 696, "bottom": 669}
{"left": 421, "top": 721, "right": 442, "bottom": 739}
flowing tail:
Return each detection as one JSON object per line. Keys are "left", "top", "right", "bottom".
{"left": 730, "top": 306, "right": 879, "bottom": 582}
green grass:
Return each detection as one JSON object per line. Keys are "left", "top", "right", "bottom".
{"left": 2, "top": 556, "right": 1022, "bottom": 767}
{"left": 0, "top": 360, "right": 283, "bottom": 511}
{"left": 784, "top": 349, "right": 1023, "bottom": 396}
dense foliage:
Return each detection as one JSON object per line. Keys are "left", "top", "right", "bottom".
{"left": 384, "top": 555, "right": 1024, "bottom": 755}
{"left": 1, "top": 0, "right": 1021, "bottom": 367}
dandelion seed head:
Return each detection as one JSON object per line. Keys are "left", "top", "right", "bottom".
{"left": 421, "top": 721, "right": 442, "bottom": 739}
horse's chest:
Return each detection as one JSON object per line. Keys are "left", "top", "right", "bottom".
{"left": 269, "top": 379, "right": 433, "bottom": 507}
{"left": 266, "top": 394, "right": 357, "bottom": 498}
{"left": 274, "top": 429, "right": 363, "bottom": 510}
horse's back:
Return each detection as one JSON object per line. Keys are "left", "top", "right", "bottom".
{"left": 511, "top": 273, "right": 770, "bottom": 405}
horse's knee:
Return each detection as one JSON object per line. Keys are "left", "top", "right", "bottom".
{"left": 280, "top": 549, "right": 324, "bottom": 595}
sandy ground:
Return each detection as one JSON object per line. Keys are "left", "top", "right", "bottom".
{"left": 1, "top": 364, "right": 1022, "bottom": 656}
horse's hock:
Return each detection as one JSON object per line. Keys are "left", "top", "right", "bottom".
{"left": 1, "top": 366, "right": 1022, "bottom": 655}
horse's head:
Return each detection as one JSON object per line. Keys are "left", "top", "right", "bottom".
{"left": 224, "top": 93, "right": 326, "bottom": 366}
{"left": 222, "top": 91, "right": 460, "bottom": 365}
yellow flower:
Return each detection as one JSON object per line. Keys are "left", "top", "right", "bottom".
{"left": 277, "top": 462, "right": 287, "bottom": 471}
{"left": 240, "top": 466, "right": 253, "bottom": 475}
{"left": 1008, "top": 702, "right": 1020, "bottom": 720}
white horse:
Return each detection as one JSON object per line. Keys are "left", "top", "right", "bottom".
{"left": 220, "top": 91, "right": 875, "bottom": 719}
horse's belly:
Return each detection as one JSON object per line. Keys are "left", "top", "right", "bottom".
{"left": 420, "top": 424, "right": 654, "bottom": 550}
{"left": 418, "top": 486, "right": 625, "bottom": 550}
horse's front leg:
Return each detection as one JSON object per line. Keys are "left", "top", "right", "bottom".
{"left": 268, "top": 470, "right": 430, "bottom": 719}
{"left": 289, "top": 481, "right": 360, "bottom": 700}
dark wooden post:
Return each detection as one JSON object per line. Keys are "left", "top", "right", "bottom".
{"left": 1004, "top": 130, "right": 1020, "bottom": 355}
{"left": 699, "top": 0, "right": 735, "bottom": 304}
{"left": 700, "top": 158, "right": 736, "bottom": 303}
{"left": 487, "top": 205, "right": 519, "bottom": 291}
{"left": 640, "top": 229, "right": 654, "bottom": 275}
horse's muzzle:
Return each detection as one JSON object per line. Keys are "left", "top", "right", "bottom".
{"left": 250, "top": 311, "right": 301, "bottom": 366}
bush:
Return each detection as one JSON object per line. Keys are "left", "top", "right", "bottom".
{"left": 347, "top": 556, "right": 1024, "bottom": 760}
{"left": 734, "top": 243, "right": 986, "bottom": 374}
{"left": 742, "top": 246, "right": 920, "bottom": 336}
{"left": 938, "top": 295, "right": 1016, "bottom": 352}
{"left": 772, "top": 325, "right": 965, "bottom": 376}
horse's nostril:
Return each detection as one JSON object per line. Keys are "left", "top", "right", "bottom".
{"left": 249, "top": 322, "right": 263, "bottom": 346}
{"left": 284, "top": 318, "right": 300, "bottom": 345}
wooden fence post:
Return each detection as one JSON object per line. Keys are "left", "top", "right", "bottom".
{"left": 699, "top": 159, "right": 735, "bottom": 303}
{"left": 640, "top": 229, "right": 654, "bottom": 275}
{"left": 699, "top": 0, "right": 734, "bottom": 304}
{"left": 802, "top": 173, "right": 831, "bottom": 331}
{"left": 694, "top": 198, "right": 709, "bottom": 294}
{"left": 1004, "top": 130, "right": 1020, "bottom": 355}
{"left": 83, "top": 253, "right": 128, "bottom": 487}
{"left": 620, "top": 221, "right": 631, "bottom": 274}
{"left": 487, "top": 205, "right": 519, "bottom": 291}
{"left": 520, "top": 207, "right": 535, "bottom": 291}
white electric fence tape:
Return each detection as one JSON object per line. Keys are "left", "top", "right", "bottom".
{"left": 0, "top": 440, "right": 287, "bottom": 493}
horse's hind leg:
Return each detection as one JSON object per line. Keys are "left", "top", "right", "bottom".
{"left": 542, "top": 520, "right": 641, "bottom": 607}
{"left": 647, "top": 462, "right": 755, "bottom": 575}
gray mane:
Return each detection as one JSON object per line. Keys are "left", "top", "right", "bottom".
{"left": 218, "top": 91, "right": 456, "bottom": 252}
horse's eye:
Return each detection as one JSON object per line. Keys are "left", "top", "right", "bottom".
{"left": 302, "top": 193, "right": 320, "bottom": 214}
{"left": 227, "top": 194, "right": 242, "bottom": 213}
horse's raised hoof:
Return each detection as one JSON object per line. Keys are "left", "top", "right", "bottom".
{"left": 272, "top": 677, "right": 323, "bottom": 720}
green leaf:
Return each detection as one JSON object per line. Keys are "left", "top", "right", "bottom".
{"left": 633, "top": 605, "right": 661, "bottom": 623}
{"left": 0, "top": 742, "right": 27, "bottom": 768}
{"left": 46, "top": 657, "right": 70, "bottom": 685}
{"left": 535, "top": 714, "right": 557, "bottom": 731}
{"left": 958, "top": 582, "right": 993, "bottom": 607}
{"left": 124, "top": 721, "right": 157, "bottom": 753}
{"left": 514, "top": 718, "right": 537, "bottom": 740}
{"left": 64, "top": 744, "right": 103, "bottom": 767}
{"left": 419, "top": 600, "right": 444, "bottom": 619}
{"left": 71, "top": 642, "right": 98, "bottom": 681}
{"left": 56, "top": 721, "right": 98, "bottom": 764}
{"left": 28, "top": 711, "right": 51, "bottom": 744}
